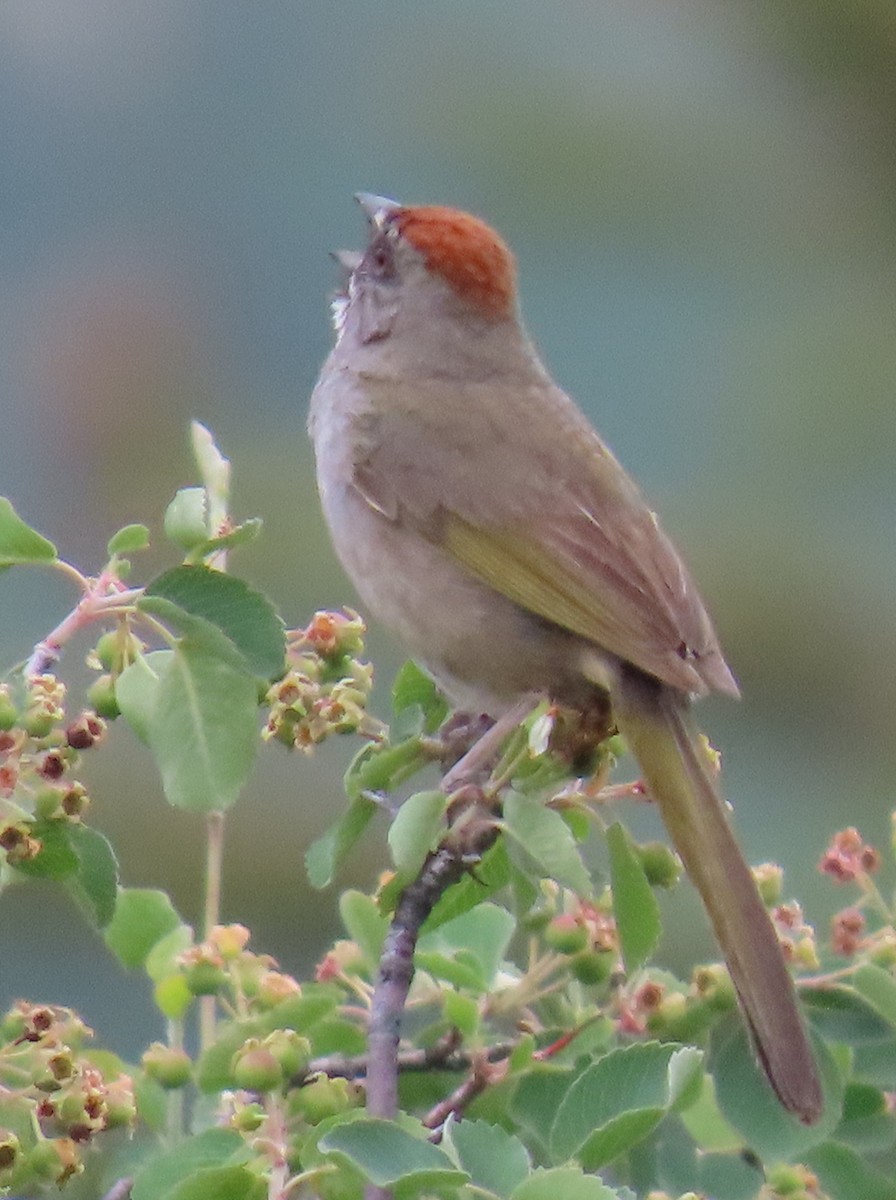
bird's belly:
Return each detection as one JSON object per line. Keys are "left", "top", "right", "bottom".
{"left": 318, "top": 480, "right": 599, "bottom": 714}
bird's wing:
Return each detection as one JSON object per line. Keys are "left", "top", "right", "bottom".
{"left": 350, "top": 376, "right": 737, "bottom": 697}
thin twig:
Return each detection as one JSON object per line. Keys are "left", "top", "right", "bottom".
{"left": 304, "top": 1039, "right": 515, "bottom": 1082}
{"left": 423, "top": 1053, "right": 508, "bottom": 1137}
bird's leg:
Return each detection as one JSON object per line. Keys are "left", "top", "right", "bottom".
{"left": 441, "top": 696, "right": 540, "bottom": 792}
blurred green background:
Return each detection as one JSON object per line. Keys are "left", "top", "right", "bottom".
{"left": 1, "top": 1, "right": 894, "bottom": 1059}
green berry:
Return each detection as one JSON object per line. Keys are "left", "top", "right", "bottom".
{"left": 637, "top": 842, "right": 681, "bottom": 889}
{"left": 232, "top": 1046, "right": 283, "bottom": 1093}
{"left": 142, "top": 1044, "right": 192, "bottom": 1089}
{"left": 0, "top": 691, "right": 18, "bottom": 732}
{"left": 570, "top": 950, "right": 614, "bottom": 985}
{"left": 544, "top": 915, "right": 589, "bottom": 955}
{"left": 86, "top": 675, "right": 120, "bottom": 720}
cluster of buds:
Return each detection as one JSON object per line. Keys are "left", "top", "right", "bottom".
{"left": 0, "top": 676, "right": 104, "bottom": 870}
{"left": 818, "top": 827, "right": 881, "bottom": 884}
{"left": 263, "top": 611, "right": 381, "bottom": 752}
{"left": 543, "top": 895, "right": 620, "bottom": 986}
{"left": 771, "top": 902, "right": 819, "bottom": 970}
{"left": 221, "top": 1070, "right": 362, "bottom": 1184}
{"left": 170, "top": 924, "right": 303, "bottom": 1015}
{"left": 0, "top": 1002, "right": 136, "bottom": 1191}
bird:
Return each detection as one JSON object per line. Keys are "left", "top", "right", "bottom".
{"left": 308, "top": 193, "right": 822, "bottom": 1123}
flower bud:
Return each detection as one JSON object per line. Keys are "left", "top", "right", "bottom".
{"left": 570, "top": 950, "right": 614, "bottom": 986}
{"left": 544, "top": 914, "right": 589, "bottom": 955}
{"left": 637, "top": 842, "right": 681, "bottom": 889}
{"left": 142, "top": 1044, "right": 192, "bottom": 1089}
{"left": 86, "top": 675, "right": 121, "bottom": 720}
{"left": 232, "top": 1045, "right": 283, "bottom": 1093}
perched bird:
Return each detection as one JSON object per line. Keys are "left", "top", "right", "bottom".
{"left": 309, "top": 194, "right": 822, "bottom": 1123}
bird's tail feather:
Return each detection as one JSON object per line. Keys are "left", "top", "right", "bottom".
{"left": 613, "top": 669, "right": 822, "bottom": 1124}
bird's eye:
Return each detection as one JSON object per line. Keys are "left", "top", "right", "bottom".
{"left": 364, "top": 236, "right": 395, "bottom": 280}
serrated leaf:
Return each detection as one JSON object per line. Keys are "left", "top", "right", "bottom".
{"left": 510, "top": 1167, "right": 620, "bottom": 1200}
{"left": 320, "top": 1117, "right": 467, "bottom": 1189}
{"left": 143, "top": 565, "right": 285, "bottom": 679}
{"left": 116, "top": 650, "right": 172, "bottom": 744}
{"left": 503, "top": 791, "right": 591, "bottom": 895}
{"left": 148, "top": 635, "right": 258, "bottom": 812}
{"left": 65, "top": 825, "right": 119, "bottom": 926}
{"left": 131, "top": 1129, "right": 247, "bottom": 1200}
{"left": 306, "top": 795, "right": 378, "bottom": 889}
{"left": 807, "top": 1140, "right": 896, "bottom": 1200}
{"left": 446, "top": 1118, "right": 530, "bottom": 1197}
{"left": 388, "top": 790, "right": 447, "bottom": 880}
{"left": 107, "top": 523, "right": 150, "bottom": 555}
{"left": 853, "top": 964, "right": 896, "bottom": 1027}
{"left": 512, "top": 1068, "right": 577, "bottom": 1155}
{"left": 606, "top": 822, "right": 661, "bottom": 973}
{"left": 339, "top": 888, "right": 389, "bottom": 969}
{"left": 550, "top": 1042, "right": 703, "bottom": 1168}
{"left": 104, "top": 888, "right": 183, "bottom": 969}
{"left": 391, "top": 661, "right": 448, "bottom": 734}
{"left": 711, "top": 1018, "right": 842, "bottom": 1162}
{"left": 11, "top": 819, "right": 78, "bottom": 880}
{"left": 164, "top": 486, "right": 209, "bottom": 550}
{"left": 0, "top": 497, "right": 57, "bottom": 568}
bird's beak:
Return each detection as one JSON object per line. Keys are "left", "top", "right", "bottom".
{"left": 354, "top": 192, "right": 401, "bottom": 229}
{"left": 330, "top": 249, "right": 363, "bottom": 274}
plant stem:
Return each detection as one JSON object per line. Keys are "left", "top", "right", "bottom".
{"left": 200, "top": 810, "right": 225, "bottom": 1053}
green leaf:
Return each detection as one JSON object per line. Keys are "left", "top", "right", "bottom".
{"left": 419, "top": 902, "right": 515, "bottom": 987}
{"left": 807, "top": 1140, "right": 896, "bottom": 1200}
{"left": 306, "top": 795, "right": 378, "bottom": 889}
{"left": 154, "top": 973, "right": 194, "bottom": 1020}
{"left": 854, "top": 1037, "right": 896, "bottom": 1087}
{"left": 415, "top": 951, "right": 485, "bottom": 992}
{"left": 853, "top": 964, "right": 896, "bottom": 1027}
{"left": 145, "top": 924, "right": 194, "bottom": 981}
{"left": 107, "top": 523, "right": 150, "bottom": 556}
{"left": 0, "top": 497, "right": 57, "bottom": 568}
{"left": 190, "top": 517, "right": 263, "bottom": 559}
{"left": 502, "top": 791, "right": 591, "bottom": 894}
{"left": 392, "top": 661, "right": 448, "bottom": 734}
{"left": 148, "top": 635, "right": 259, "bottom": 812}
{"left": 339, "top": 888, "right": 389, "bottom": 969}
{"left": 166, "top": 1166, "right": 265, "bottom": 1200}
{"left": 803, "top": 984, "right": 895, "bottom": 1044}
{"left": 423, "top": 839, "right": 511, "bottom": 932}
{"left": 343, "top": 737, "right": 429, "bottom": 801}
{"left": 550, "top": 1042, "right": 703, "bottom": 1168}
{"left": 510, "top": 1167, "right": 620, "bottom": 1200}
{"left": 388, "top": 790, "right": 447, "bottom": 880}
{"left": 446, "top": 1117, "right": 530, "bottom": 1198}
{"left": 65, "top": 825, "right": 119, "bottom": 926}
{"left": 131, "top": 1128, "right": 246, "bottom": 1200}
{"left": 11, "top": 819, "right": 78, "bottom": 879}
{"left": 696, "top": 1151, "right": 763, "bottom": 1200}
{"left": 711, "top": 1018, "right": 842, "bottom": 1162}
{"left": 680, "top": 1075, "right": 743, "bottom": 1153}
{"left": 142, "top": 565, "right": 286, "bottom": 680}
{"left": 834, "top": 1082, "right": 896, "bottom": 1154}
{"left": 320, "top": 1117, "right": 467, "bottom": 1189}
{"left": 104, "top": 888, "right": 183, "bottom": 968}
{"left": 606, "top": 823, "right": 661, "bottom": 973}
{"left": 116, "top": 650, "right": 172, "bottom": 744}
{"left": 512, "top": 1067, "right": 578, "bottom": 1156}
{"left": 164, "top": 486, "right": 209, "bottom": 550}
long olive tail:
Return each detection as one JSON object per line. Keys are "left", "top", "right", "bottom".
{"left": 614, "top": 669, "right": 822, "bottom": 1124}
